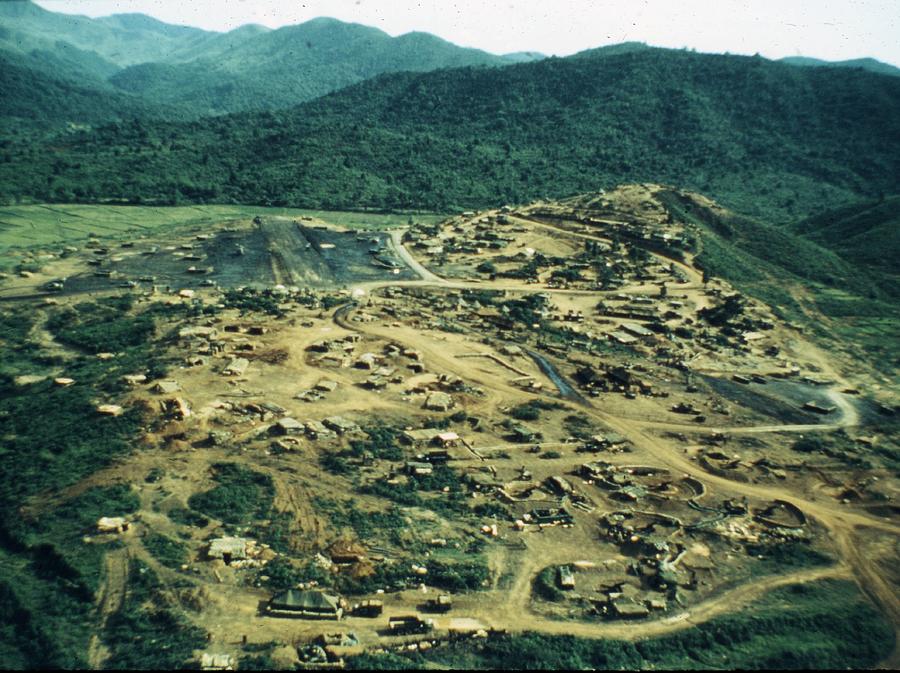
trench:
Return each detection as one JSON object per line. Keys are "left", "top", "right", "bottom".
{"left": 524, "top": 347, "right": 590, "bottom": 406}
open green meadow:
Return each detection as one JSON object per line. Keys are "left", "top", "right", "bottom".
{"left": 0, "top": 204, "right": 445, "bottom": 250}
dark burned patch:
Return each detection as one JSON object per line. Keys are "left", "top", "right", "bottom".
{"left": 55, "top": 219, "right": 416, "bottom": 295}
{"left": 700, "top": 376, "right": 838, "bottom": 425}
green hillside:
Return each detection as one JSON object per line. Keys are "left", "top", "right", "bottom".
{"left": 0, "top": 34, "right": 120, "bottom": 83}
{"left": 108, "top": 18, "right": 524, "bottom": 114}
{"left": 106, "top": 62, "right": 285, "bottom": 117}
{"left": 792, "top": 196, "right": 900, "bottom": 281}
{"left": 658, "top": 190, "right": 899, "bottom": 374}
{"left": 781, "top": 56, "right": 900, "bottom": 77}
{"left": 2, "top": 48, "right": 897, "bottom": 226}
{"left": 0, "top": 0, "right": 212, "bottom": 66}
{"left": 0, "top": 51, "right": 181, "bottom": 129}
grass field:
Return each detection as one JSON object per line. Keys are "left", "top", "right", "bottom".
{"left": 0, "top": 204, "right": 445, "bottom": 250}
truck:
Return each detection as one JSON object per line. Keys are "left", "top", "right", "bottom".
{"left": 351, "top": 599, "right": 383, "bottom": 617}
{"left": 425, "top": 595, "right": 452, "bottom": 613}
{"left": 388, "top": 615, "right": 434, "bottom": 635}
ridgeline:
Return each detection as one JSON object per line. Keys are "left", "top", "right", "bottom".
{"left": 1, "top": 48, "right": 898, "bottom": 225}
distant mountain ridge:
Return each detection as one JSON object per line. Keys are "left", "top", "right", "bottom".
{"left": 780, "top": 56, "right": 900, "bottom": 77}
{"left": 0, "top": 0, "right": 213, "bottom": 65}
{"left": 6, "top": 0, "right": 898, "bottom": 119}
{"left": 109, "top": 19, "right": 530, "bottom": 115}
{"left": 0, "top": 0, "right": 539, "bottom": 115}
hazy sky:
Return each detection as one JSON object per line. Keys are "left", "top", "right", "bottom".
{"left": 33, "top": 0, "right": 900, "bottom": 65}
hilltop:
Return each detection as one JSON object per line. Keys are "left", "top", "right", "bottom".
{"left": 780, "top": 56, "right": 900, "bottom": 78}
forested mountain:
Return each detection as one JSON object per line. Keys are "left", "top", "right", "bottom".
{"left": 106, "top": 18, "right": 523, "bottom": 115}
{"left": 781, "top": 56, "right": 900, "bottom": 77}
{"left": 0, "top": 0, "right": 212, "bottom": 66}
{"left": 792, "top": 196, "right": 900, "bottom": 285}
{"left": 0, "top": 1, "right": 532, "bottom": 115}
{"left": 6, "top": 0, "right": 898, "bottom": 121}
{"left": 3, "top": 48, "right": 897, "bottom": 226}
{"left": 0, "top": 51, "right": 183, "bottom": 129}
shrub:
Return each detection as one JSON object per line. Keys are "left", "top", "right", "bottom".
{"left": 167, "top": 507, "right": 209, "bottom": 528}
{"left": 143, "top": 533, "right": 188, "bottom": 569}
{"left": 533, "top": 567, "right": 564, "bottom": 602}
{"left": 792, "top": 437, "right": 825, "bottom": 453}
{"left": 426, "top": 559, "right": 489, "bottom": 592}
{"left": 187, "top": 463, "right": 274, "bottom": 524}
{"left": 563, "top": 414, "right": 595, "bottom": 439}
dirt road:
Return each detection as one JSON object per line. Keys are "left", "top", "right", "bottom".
{"left": 87, "top": 548, "right": 129, "bottom": 670}
{"left": 495, "top": 562, "right": 848, "bottom": 641}
{"left": 387, "top": 230, "right": 444, "bottom": 283}
{"left": 359, "top": 228, "right": 703, "bottom": 299}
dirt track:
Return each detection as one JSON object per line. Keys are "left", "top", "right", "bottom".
{"left": 88, "top": 548, "right": 128, "bottom": 669}
{"left": 499, "top": 561, "right": 848, "bottom": 641}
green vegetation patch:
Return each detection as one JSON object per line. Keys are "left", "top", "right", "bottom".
{"left": 221, "top": 288, "right": 286, "bottom": 317}
{"left": 313, "top": 497, "right": 405, "bottom": 541}
{"left": 0, "top": 203, "right": 444, "bottom": 251}
{"left": 0, "top": 483, "right": 142, "bottom": 668}
{"left": 143, "top": 533, "right": 188, "bottom": 570}
{"left": 0, "top": 302, "right": 174, "bottom": 510}
{"left": 532, "top": 566, "right": 565, "bottom": 602}
{"left": 0, "top": 298, "right": 179, "bottom": 668}
{"left": 103, "top": 559, "right": 206, "bottom": 670}
{"left": 745, "top": 542, "right": 835, "bottom": 577}
{"left": 166, "top": 506, "right": 209, "bottom": 529}
{"left": 360, "top": 467, "right": 469, "bottom": 515}
{"left": 562, "top": 413, "right": 597, "bottom": 440}
{"left": 47, "top": 295, "right": 157, "bottom": 354}
{"left": 0, "top": 304, "right": 44, "bottom": 376}
{"left": 507, "top": 399, "right": 564, "bottom": 422}
{"left": 425, "top": 558, "right": 490, "bottom": 592}
{"left": 187, "top": 462, "right": 274, "bottom": 525}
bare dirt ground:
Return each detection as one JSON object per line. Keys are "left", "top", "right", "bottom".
{"left": 87, "top": 548, "right": 129, "bottom": 669}
{"left": 329, "top": 290, "right": 900, "bottom": 657}
{"left": 337, "top": 214, "right": 899, "bottom": 662}
{"left": 12, "top": 193, "right": 896, "bottom": 667}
